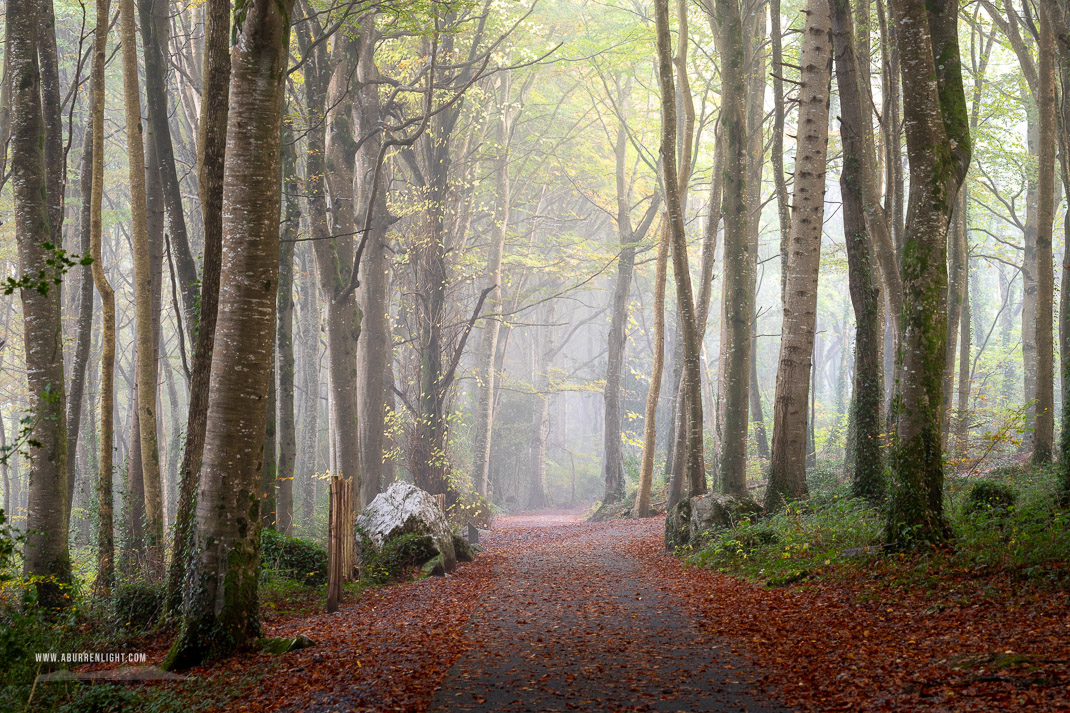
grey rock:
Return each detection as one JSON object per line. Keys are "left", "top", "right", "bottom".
{"left": 689, "top": 493, "right": 762, "bottom": 541}
{"left": 356, "top": 482, "right": 457, "bottom": 574}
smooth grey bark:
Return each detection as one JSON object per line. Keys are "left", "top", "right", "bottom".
{"left": 277, "top": 116, "right": 298, "bottom": 535}
{"left": 66, "top": 131, "right": 95, "bottom": 527}
{"left": 354, "top": 13, "right": 393, "bottom": 506}
{"left": 140, "top": 0, "right": 199, "bottom": 336}
{"left": 766, "top": 0, "right": 832, "bottom": 509}
{"left": 165, "top": 0, "right": 293, "bottom": 668}
{"left": 166, "top": 0, "right": 230, "bottom": 613}
{"left": 12, "top": 0, "right": 71, "bottom": 608}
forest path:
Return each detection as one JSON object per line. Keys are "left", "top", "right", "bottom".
{"left": 428, "top": 513, "right": 791, "bottom": 712}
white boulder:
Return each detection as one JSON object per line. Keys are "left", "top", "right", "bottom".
{"left": 355, "top": 482, "right": 457, "bottom": 574}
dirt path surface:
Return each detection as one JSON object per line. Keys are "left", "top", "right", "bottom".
{"left": 428, "top": 513, "right": 790, "bottom": 712}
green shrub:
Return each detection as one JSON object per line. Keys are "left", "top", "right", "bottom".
{"left": 112, "top": 581, "right": 164, "bottom": 630}
{"left": 963, "top": 480, "right": 1018, "bottom": 516}
{"left": 260, "top": 529, "right": 327, "bottom": 586}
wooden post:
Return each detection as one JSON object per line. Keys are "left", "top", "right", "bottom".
{"left": 327, "top": 475, "right": 354, "bottom": 613}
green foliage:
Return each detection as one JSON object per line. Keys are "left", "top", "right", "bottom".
{"left": 689, "top": 482, "right": 883, "bottom": 584}
{"left": 111, "top": 582, "right": 164, "bottom": 630}
{"left": 359, "top": 532, "right": 438, "bottom": 586}
{"left": 962, "top": 480, "right": 1018, "bottom": 516}
{"left": 259, "top": 529, "right": 327, "bottom": 586}
{"left": 690, "top": 463, "right": 1070, "bottom": 589}
{"left": 2, "top": 242, "right": 92, "bottom": 296}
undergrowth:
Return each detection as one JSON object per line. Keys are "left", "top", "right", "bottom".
{"left": 688, "top": 462, "right": 1070, "bottom": 589}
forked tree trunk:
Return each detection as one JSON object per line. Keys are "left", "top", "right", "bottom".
{"left": 165, "top": 0, "right": 293, "bottom": 669}
{"left": 766, "top": 0, "right": 832, "bottom": 509}
{"left": 11, "top": 0, "right": 71, "bottom": 608}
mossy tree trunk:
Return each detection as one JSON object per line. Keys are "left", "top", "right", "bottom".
{"left": 830, "top": 0, "right": 884, "bottom": 502}
{"left": 884, "top": 0, "right": 971, "bottom": 546}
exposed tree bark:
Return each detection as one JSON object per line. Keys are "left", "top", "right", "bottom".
{"left": 354, "top": 13, "right": 393, "bottom": 506}
{"left": 140, "top": 0, "right": 199, "bottom": 335}
{"left": 119, "top": 0, "right": 164, "bottom": 576}
{"left": 766, "top": 0, "right": 832, "bottom": 509}
{"left": 261, "top": 357, "right": 277, "bottom": 528}
{"left": 165, "top": 0, "right": 293, "bottom": 668}
{"left": 528, "top": 302, "right": 556, "bottom": 510}
{"left": 831, "top": 0, "right": 887, "bottom": 503}
{"left": 298, "top": 244, "right": 321, "bottom": 529}
{"left": 711, "top": 0, "right": 751, "bottom": 497}
{"left": 66, "top": 130, "right": 95, "bottom": 527}
{"left": 277, "top": 116, "right": 298, "bottom": 536}
{"left": 474, "top": 73, "right": 519, "bottom": 500}
{"left": 770, "top": 0, "right": 791, "bottom": 290}
{"left": 636, "top": 222, "right": 670, "bottom": 518}
{"left": 1033, "top": 8, "right": 1056, "bottom": 464}
{"left": 884, "top": 0, "right": 970, "bottom": 546}
{"left": 322, "top": 37, "right": 363, "bottom": 504}
{"left": 37, "top": 0, "right": 64, "bottom": 250}
{"left": 11, "top": 0, "right": 71, "bottom": 608}
{"left": 166, "top": 0, "right": 230, "bottom": 613}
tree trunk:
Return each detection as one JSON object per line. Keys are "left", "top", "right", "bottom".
{"left": 354, "top": 14, "right": 393, "bottom": 507}
{"left": 140, "top": 0, "right": 199, "bottom": 335}
{"left": 322, "top": 39, "right": 362, "bottom": 503}
{"left": 528, "top": 302, "right": 555, "bottom": 510}
{"left": 166, "top": 0, "right": 229, "bottom": 614}
{"left": 655, "top": 0, "right": 705, "bottom": 504}
{"left": 603, "top": 117, "right": 638, "bottom": 506}
{"left": 11, "top": 0, "right": 71, "bottom": 608}
{"left": 165, "top": 0, "right": 293, "bottom": 668}
{"left": 636, "top": 222, "right": 670, "bottom": 518}
{"left": 766, "top": 0, "right": 832, "bottom": 509}
{"left": 119, "top": 0, "right": 164, "bottom": 576}
{"left": 37, "top": 0, "right": 65, "bottom": 250}
{"left": 831, "top": 0, "right": 885, "bottom": 502}
{"left": 298, "top": 244, "right": 321, "bottom": 530}
{"left": 276, "top": 116, "right": 298, "bottom": 536}
{"left": 713, "top": 0, "right": 751, "bottom": 497}
{"left": 884, "top": 0, "right": 970, "bottom": 546}
{"left": 1033, "top": 9, "right": 1056, "bottom": 464}
{"left": 66, "top": 128, "right": 95, "bottom": 527}
{"left": 473, "top": 74, "right": 517, "bottom": 500}
{"left": 89, "top": 0, "right": 116, "bottom": 586}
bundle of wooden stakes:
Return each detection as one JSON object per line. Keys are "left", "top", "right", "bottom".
{"left": 327, "top": 476, "right": 356, "bottom": 613}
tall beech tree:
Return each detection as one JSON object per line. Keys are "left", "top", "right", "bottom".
{"left": 89, "top": 0, "right": 116, "bottom": 594}
{"left": 884, "top": 0, "right": 971, "bottom": 545}
{"left": 654, "top": 0, "right": 704, "bottom": 504}
{"left": 167, "top": 0, "right": 230, "bottom": 613}
{"left": 11, "top": 0, "right": 71, "bottom": 609}
{"left": 765, "top": 0, "right": 833, "bottom": 509}
{"left": 165, "top": 0, "right": 295, "bottom": 668}
{"left": 830, "top": 0, "right": 884, "bottom": 502}
{"left": 118, "top": 0, "right": 164, "bottom": 574}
